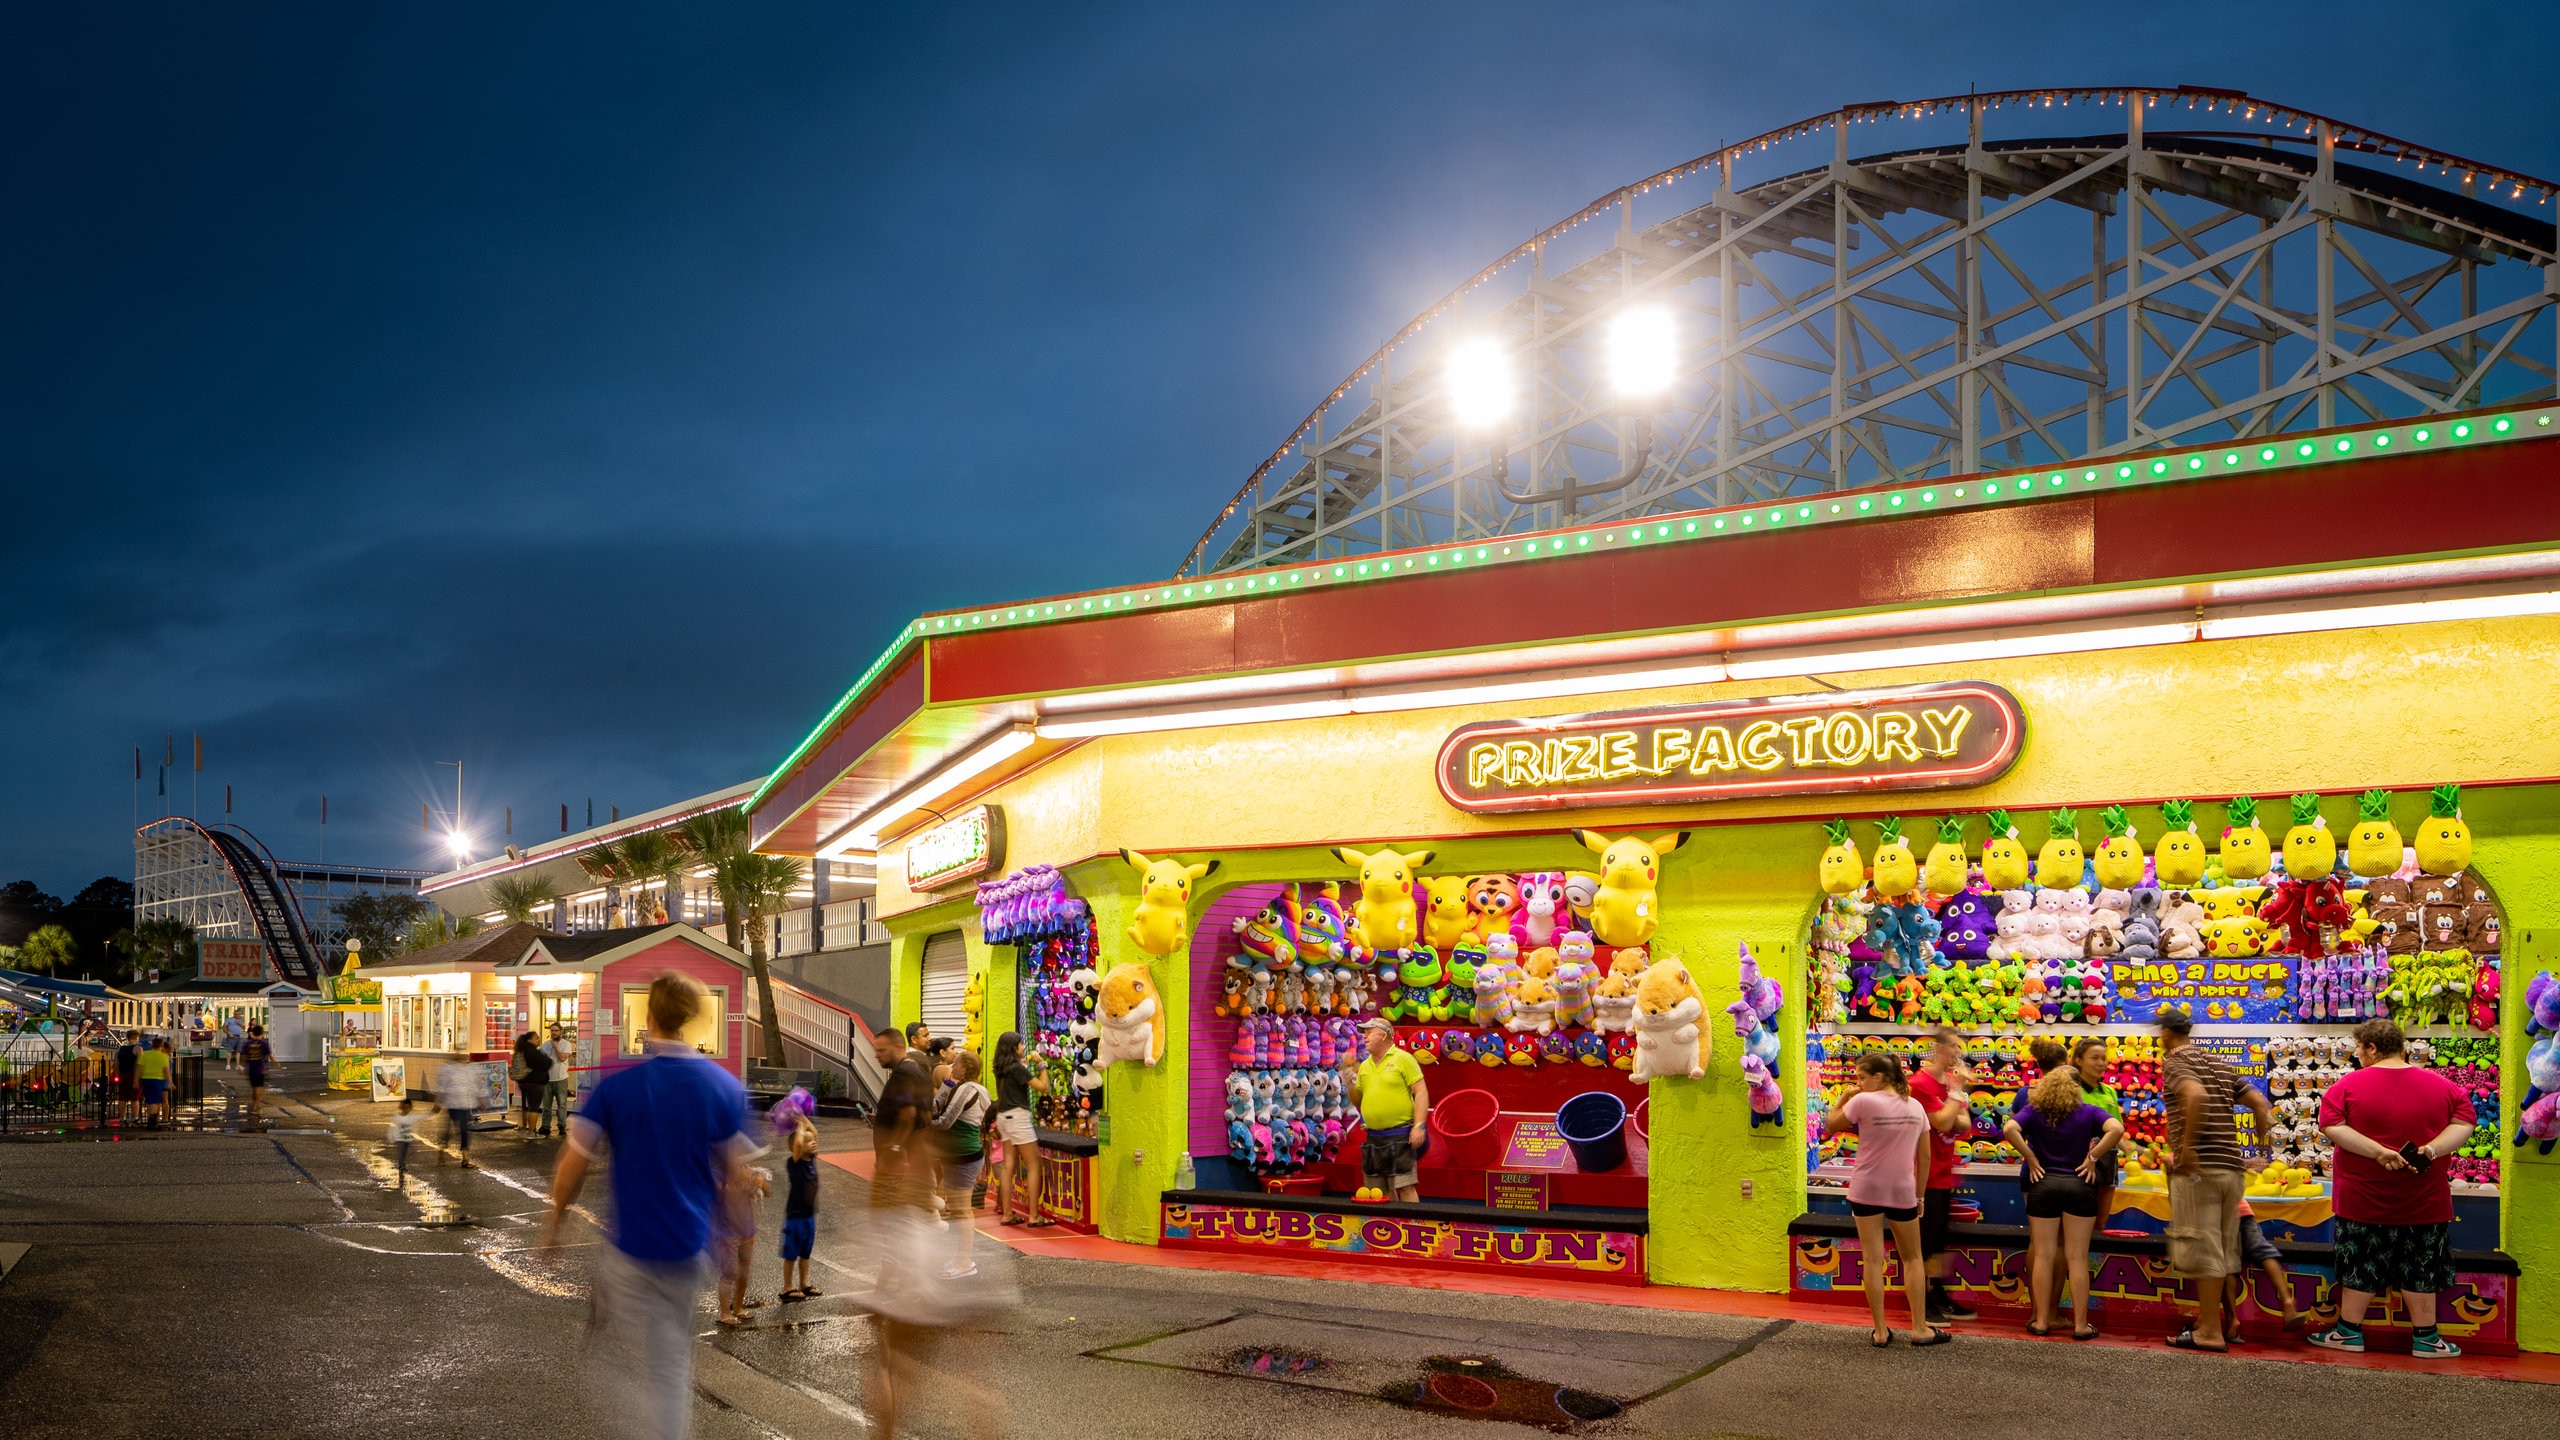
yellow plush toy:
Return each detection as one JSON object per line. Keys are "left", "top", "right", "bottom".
{"left": 1120, "top": 849, "right": 1218, "bottom": 956}
{"left": 1094, "top": 962, "right": 1165, "bottom": 1066}
{"left": 2154, "top": 800, "right": 2207, "bottom": 886}
{"left": 2093, "top": 805, "right": 2146, "bottom": 890}
{"left": 1981, "top": 810, "right": 2030, "bottom": 890}
{"left": 2415, "top": 784, "right": 2472, "bottom": 875}
{"left": 1574, "top": 830, "right": 1691, "bottom": 948}
{"left": 2282, "top": 793, "right": 2337, "bottom": 878}
{"left": 1922, "top": 815, "right": 1970, "bottom": 897}
{"left": 1419, "top": 875, "right": 1476, "bottom": 952}
{"left": 1818, "top": 819, "right": 1863, "bottom": 896}
{"left": 2036, "top": 809, "right": 2084, "bottom": 889}
{"left": 1331, "top": 845, "right": 1436, "bottom": 953}
{"left": 1870, "top": 818, "right": 1919, "bottom": 901}
{"left": 2200, "top": 915, "right": 2269, "bottom": 958}
{"left": 961, "top": 970, "right": 986, "bottom": 1055}
{"left": 2220, "top": 796, "right": 2271, "bottom": 880}
{"left": 2348, "top": 789, "right": 2404, "bottom": 878}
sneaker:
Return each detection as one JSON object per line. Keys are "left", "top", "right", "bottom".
{"left": 2409, "top": 1332, "right": 2462, "bottom": 1359}
{"left": 940, "top": 1262, "right": 978, "bottom": 1280}
{"left": 1937, "top": 1295, "right": 1979, "bottom": 1321}
{"left": 2304, "top": 1325, "right": 2366, "bottom": 1354}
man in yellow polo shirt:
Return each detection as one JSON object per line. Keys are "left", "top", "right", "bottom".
{"left": 136, "top": 1035, "right": 174, "bottom": 1127}
{"left": 1340, "top": 1016, "right": 1430, "bottom": 1203}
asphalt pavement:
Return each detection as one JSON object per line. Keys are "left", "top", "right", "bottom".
{"left": 2, "top": 1082, "right": 2552, "bottom": 1439}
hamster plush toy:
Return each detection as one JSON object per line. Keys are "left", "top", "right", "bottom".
{"left": 1629, "top": 957, "right": 1707, "bottom": 1082}
{"left": 1094, "top": 962, "right": 1165, "bottom": 1065}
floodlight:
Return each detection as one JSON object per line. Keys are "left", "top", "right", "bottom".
{"left": 1445, "top": 337, "right": 1513, "bottom": 428}
{"left": 1609, "top": 307, "right": 1675, "bottom": 399}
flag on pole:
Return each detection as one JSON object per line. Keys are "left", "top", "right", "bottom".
{"left": 133, "top": 747, "right": 141, "bottom": 780}
{"left": 505, "top": 806, "right": 512, "bottom": 836}
{"left": 321, "top": 795, "right": 328, "bottom": 825}
{"left": 560, "top": 803, "right": 568, "bottom": 833}
{"left": 225, "top": 785, "right": 232, "bottom": 814}
{"left": 193, "top": 734, "right": 203, "bottom": 772}
{"left": 157, "top": 766, "right": 166, "bottom": 797}
{"left": 422, "top": 803, "right": 430, "bottom": 831}
{"left": 165, "top": 734, "right": 174, "bottom": 767}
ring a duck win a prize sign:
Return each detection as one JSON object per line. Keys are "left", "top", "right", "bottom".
{"left": 1437, "top": 682, "right": 2021, "bottom": 814}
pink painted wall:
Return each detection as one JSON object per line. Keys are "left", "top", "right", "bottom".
{"left": 600, "top": 936, "right": 752, "bottom": 1078}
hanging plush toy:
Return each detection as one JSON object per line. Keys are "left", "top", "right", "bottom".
{"left": 2220, "top": 797, "right": 2272, "bottom": 881}
{"left": 961, "top": 970, "right": 987, "bottom": 1055}
{"left": 1818, "top": 818, "right": 1865, "bottom": 895}
{"left": 1981, "top": 809, "right": 2030, "bottom": 891}
{"left": 1629, "top": 957, "right": 1707, "bottom": 1082}
{"left": 2349, "top": 789, "right": 2404, "bottom": 878}
{"left": 2036, "top": 809, "right": 2084, "bottom": 890}
{"left": 2416, "top": 785, "right": 2473, "bottom": 875}
{"left": 1741, "top": 1054, "right": 1785, "bottom": 1127}
{"left": 1592, "top": 949, "right": 1644, "bottom": 1033}
{"left": 1922, "top": 816, "right": 1971, "bottom": 897}
{"left": 1332, "top": 846, "right": 1435, "bottom": 953}
{"left": 2152, "top": 800, "right": 2206, "bottom": 885}
{"left": 1871, "top": 818, "right": 1920, "bottom": 901}
{"left": 2094, "top": 806, "right": 2146, "bottom": 890}
{"left": 1934, "top": 886, "right": 1998, "bottom": 960}
{"left": 2282, "top": 793, "right": 2338, "bottom": 877}
{"left": 1119, "top": 850, "right": 1217, "bottom": 956}
{"left": 1418, "top": 875, "right": 1477, "bottom": 953}
{"left": 1573, "top": 830, "right": 1690, "bottom": 949}
{"left": 1094, "top": 962, "right": 1164, "bottom": 1065}
{"left": 1464, "top": 873, "right": 1523, "bottom": 941}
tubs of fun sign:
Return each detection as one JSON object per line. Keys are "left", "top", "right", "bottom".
{"left": 1161, "top": 1202, "right": 1644, "bottom": 1286}
{"left": 1436, "top": 681, "right": 2022, "bottom": 814}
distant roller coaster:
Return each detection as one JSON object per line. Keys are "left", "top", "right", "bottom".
{"left": 1182, "top": 86, "right": 2558, "bottom": 577}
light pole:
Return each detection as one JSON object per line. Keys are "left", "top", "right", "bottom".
{"left": 1454, "top": 306, "right": 1676, "bottom": 519}
{"left": 434, "top": 760, "right": 467, "bottom": 865}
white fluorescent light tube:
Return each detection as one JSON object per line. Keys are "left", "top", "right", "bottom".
{"left": 817, "top": 726, "right": 1034, "bottom": 858}
{"left": 1723, "top": 623, "right": 2194, "bottom": 680}
{"left": 1348, "top": 662, "right": 1730, "bottom": 714}
{"left": 1035, "top": 697, "right": 1354, "bottom": 740}
{"left": 2199, "top": 589, "right": 2560, "bottom": 642}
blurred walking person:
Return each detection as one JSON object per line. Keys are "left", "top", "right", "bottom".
{"left": 240, "top": 1025, "right": 274, "bottom": 1127}
{"left": 434, "top": 1054, "right": 479, "bottom": 1167}
{"left": 544, "top": 973, "right": 759, "bottom": 1440}
{"left": 388, "top": 1097, "right": 420, "bottom": 1187}
{"left": 930, "top": 1049, "right": 991, "bottom": 1278}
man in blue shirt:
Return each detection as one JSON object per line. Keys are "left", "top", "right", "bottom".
{"left": 544, "top": 973, "right": 759, "bottom": 1440}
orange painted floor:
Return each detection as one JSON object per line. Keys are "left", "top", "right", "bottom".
{"left": 819, "top": 1154, "right": 2558, "bottom": 1385}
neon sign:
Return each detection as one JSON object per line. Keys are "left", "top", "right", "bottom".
{"left": 1436, "top": 681, "right": 2023, "bottom": 814}
{"left": 903, "top": 805, "right": 1005, "bottom": 890}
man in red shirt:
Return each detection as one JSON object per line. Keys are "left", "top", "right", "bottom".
{"left": 1902, "top": 1026, "right": 1977, "bottom": 1324}
{"left": 2309, "top": 1018, "right": 2476, "bottom": 1358}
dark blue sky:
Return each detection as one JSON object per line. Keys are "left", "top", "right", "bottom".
{"left": 5, "top": 3, "right": 2552, "bottom": 894}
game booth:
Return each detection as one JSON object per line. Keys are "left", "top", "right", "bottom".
{"left": 746, "top": 404, "right": 2560, "bottom": 1353}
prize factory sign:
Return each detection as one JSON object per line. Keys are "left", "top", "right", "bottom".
{"left": 1437, "top": 681, "right": 2023, "bottom": 813}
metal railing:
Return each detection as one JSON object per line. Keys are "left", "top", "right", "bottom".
{"left": 0, "top": 1053, "right": 217, "bottom": 1135}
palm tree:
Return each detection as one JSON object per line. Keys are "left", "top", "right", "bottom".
{"left": 400, "top": 910, "right": 485, "bottom": 954}
{"left": 677, "top": 807, "right": 751, "bottom": 950}
{"left": 487, "top": 873, "right": 562, "bottom": 926}
{"left": 577, "top": 841, "right": 635, "bottom": 927}
{"left": 113, "top": 917, "right": 197, "bottom": 980}
{"left": 616, "top": 831, "right": 687, "bottom": 925}
{"left": 710, "top": 849, "right": 804, "bottom": 1064}
{"left": 19, "top": 924, "right": 77, "bottom": 976}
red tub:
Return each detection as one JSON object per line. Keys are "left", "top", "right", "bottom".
{"left": 1430, "top": 1088, "right": 1505, "bottom": 1171}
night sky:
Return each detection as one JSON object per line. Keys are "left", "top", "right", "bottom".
{"left": 5, "top": 4, "right": 2552, "bottom": 895}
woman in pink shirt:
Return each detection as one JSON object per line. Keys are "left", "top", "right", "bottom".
{"left": 1826, "top": 1053, "right": 1949, "bottom": 1347}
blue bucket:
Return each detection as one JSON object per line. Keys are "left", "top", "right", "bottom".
{"left": 1555, "top": 1091, "right": 1629, "bottom": 1173}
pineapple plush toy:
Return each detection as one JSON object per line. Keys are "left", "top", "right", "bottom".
{"left": 1818, "top": 818, "right": 1865, "bottom": 896}
{"left": 1981, "top": 810, "right": 2030, "bottom": 891}
{"left": 1871, "top": 818, "right": 1920, "bottom": 901}
{"left": 2036, "top": 809, "right": 2084, "bottom": 890}
{"left": 1922, "top": 815, "right": 1971, "bottom": 898}
{"left": 2281, "top": 793, "right": 2338, "bottom": 879}
{"left": 2348, "top": 789, "right": 2404, "bottom": 878}
{"left": 2261, "top": 795, "right": 2353, "bottom": 958}
{"left": 2154, "top": 800, "right": 2207, "bottom": 886}
{"left": 2220, "top": 796, "right": 2272, "bottom": 881}
{"left": 2415, "top": 784, "right": 2473, "bottom": 875}
{"left": 2094, "top": 805, "right": 2146, "bottom": 890}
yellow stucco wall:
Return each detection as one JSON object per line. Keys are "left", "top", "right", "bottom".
{"left": 868, "top": 613, "right": 2560, "bottom": 1330}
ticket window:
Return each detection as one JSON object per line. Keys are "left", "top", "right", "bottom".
{"left": 619, "top": 984, "right": 725, "bottom": 1057}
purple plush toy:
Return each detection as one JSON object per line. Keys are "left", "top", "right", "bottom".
{"left": 1934, "top": 886, "right": 1999, "bottom": 961}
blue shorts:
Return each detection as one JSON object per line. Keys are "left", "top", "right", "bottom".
{"left": 779, "top": 1216, "right": 815, "bottom": 1261}
{"left": 141, "top": 1079, "right": 167, "bottom": 1104}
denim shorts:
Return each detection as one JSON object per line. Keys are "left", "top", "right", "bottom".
{"left": 778, "top": 1215, "right": 815, "bottom": 1261}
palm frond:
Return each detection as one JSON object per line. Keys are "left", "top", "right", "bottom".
{"left": 487, "top": 873, "right": 562, "bottom": 925}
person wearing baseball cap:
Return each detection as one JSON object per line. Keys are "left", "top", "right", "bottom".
{"left": 1340, "top": 1016, "right": 1429, "bottom": 1202}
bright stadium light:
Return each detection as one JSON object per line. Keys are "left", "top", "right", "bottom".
{"left": 447, "top": 831, "right": 471, "bottom": 859}
{"left": 1446, "top": 337, "right": 1513, "bottom": 428}
{"left": 1609, "top": 306, "right": 1675, "bottom": 400}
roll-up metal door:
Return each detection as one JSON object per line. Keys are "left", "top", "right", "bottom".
{"left": 919, "top": 931, "right": 970, "bottom": 1042}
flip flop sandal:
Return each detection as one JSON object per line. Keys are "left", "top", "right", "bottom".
{"left": 800, "top": 1287, "right": 824, "bottom": 1299}
{"left": 2025, "top": 1323, "right": 2053, "bottom": 1337}
{"left": 1870, "top": 1329, "right": 1892, "bottom": 1347}
{"left": 2072, "top": 1328, "right": 2101, "bottom": 1341}
{"left": 741, "top": 1299, "right": 766, "bottom": 1310}
{"left": 1000, "top": 1216, "right": 1027, "bottom": 1226}
{"left": 778, "top": 1290, "right": 808, "bottom": 1303}
{"left": 1908, "top": 1330, "right": 1954, "bottom": 1347}
{"left": 2165, "top": 1331, "right": 2228, "bottom": 1353}
{"left": 1026, "top": 1218, "right": 1057, "bottom": 1228}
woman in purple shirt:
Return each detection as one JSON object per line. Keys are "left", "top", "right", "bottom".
{"left": 1824, "top": 1054, "right": 1948, "bottom": 1347}
{"left": 2003, "top": 1063, "right": 2124, "bottom": 1339}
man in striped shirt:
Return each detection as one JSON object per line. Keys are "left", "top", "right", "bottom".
{"left": 2159, "top": 1008, "right": 2273, "bottom": 1353}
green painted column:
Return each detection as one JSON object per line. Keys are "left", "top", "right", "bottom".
{"left": 2474, "top": 783, "right": 2560, "bottom": 1353}
{"left": 1641, "top": 821, "right": 1821, "bottom": 1292}
{"left": 1079, "top": 874, "right": 1189, "bottom": 1244}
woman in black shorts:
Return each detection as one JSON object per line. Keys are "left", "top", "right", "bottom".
{"left": 2004, "top": 1061, "right": 2123, "bottom": 1339}
{"left": 1824, "top": 1053, "right": 1947, "bottom": 1347}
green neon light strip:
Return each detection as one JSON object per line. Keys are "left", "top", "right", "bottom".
{"left": 749, "top": 406, "right": 2554, "bottom": 810}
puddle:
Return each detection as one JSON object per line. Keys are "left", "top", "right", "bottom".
{"left": 1381, "top": 1355, "right": 1624, "bottom": 1430}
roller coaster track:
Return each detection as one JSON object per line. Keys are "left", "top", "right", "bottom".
{"left": 135, "top": 818, "right": 327, "bottom": 990}
{"left": 1182, "top": 84, "right": 2560, "bottom": 577}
